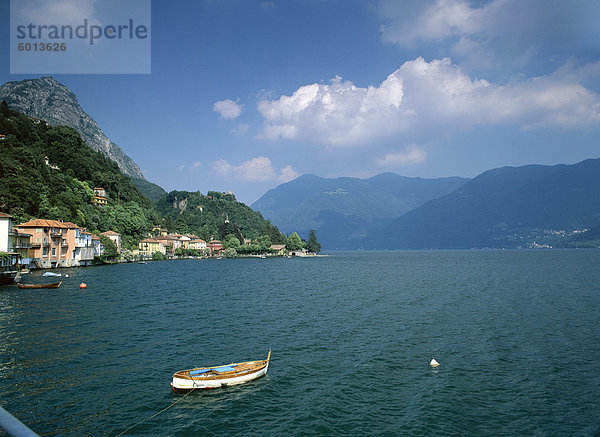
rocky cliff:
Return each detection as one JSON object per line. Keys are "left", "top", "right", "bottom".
{"left": 0, "top": 76, "right": 144, "bottom": 179}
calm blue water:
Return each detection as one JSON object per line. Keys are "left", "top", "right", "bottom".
{"left": 1, "top": 251, "right": 600, "bottom": 436}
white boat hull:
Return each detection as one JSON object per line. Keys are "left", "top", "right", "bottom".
{"left": 171, "top": 361, "right": 269, "bottom": 391}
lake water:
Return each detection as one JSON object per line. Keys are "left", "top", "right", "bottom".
{"left": 1, "top": 250, "right": 600, "bottom": 436}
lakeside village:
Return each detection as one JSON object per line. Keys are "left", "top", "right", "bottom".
{"left": 0, "top": 189, "right": 320, "bottom": 284}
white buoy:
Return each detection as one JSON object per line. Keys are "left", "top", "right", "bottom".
{"left": 430, "top": 358, "right": 440, "bottom": 367}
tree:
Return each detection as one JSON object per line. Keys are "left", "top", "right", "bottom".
{"left": 223, "top": 234, "right": 241, "bottom": 249}
{"left": 174, "top": 214, "right": 189, "bottom": 234}
{"left": 286, "top": 232, "right": 304, "bottom": 251}
{"left": 263, "top": 220, "right": 285, "bottom": 244}
{"left": 0, "top": 100, "right": 9, "bottom": 116}
{"left": 306, "top": 229, "right": 321, "bottom": 253}
{"left": 152, "top": 251, "right": 167, "bottom": 261}
{"left": 256, "top": 235, "right": 272, "bottom": 251}
{"left": 223, "top": 248, "right": 238, "bottom": 258}
{"left": 99, "top": 235, "right": 118, "bottom": 260}
{"left": 219, "top": 220, "right": 243, "bottom": 243}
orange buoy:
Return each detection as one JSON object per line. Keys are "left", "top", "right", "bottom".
{"left": 79, "top": 282, "right": 87, "bottom": 289}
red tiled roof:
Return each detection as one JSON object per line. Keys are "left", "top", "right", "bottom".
{"left": 0, "top": 212, "right": 12, "bottom": 218}
{"left": 17, "top": 219, "right": 70, "bottom": 228}
{"left": 100, "top": 230, "right": 121, "bottom": 236}
{"left": 140, "top": 238, "right": 163, "bottom": 244}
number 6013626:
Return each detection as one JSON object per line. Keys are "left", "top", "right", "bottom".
{"left": 18, "top": 42, "right": 67, "bottom": 51}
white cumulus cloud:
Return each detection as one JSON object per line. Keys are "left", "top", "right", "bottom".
{"left": 258, "top": 74, "right": 405, "bottom": 146}
{"left": 212, "top": 156, "right": 299, "bottom": 183}
{"left": 257, "top": 57, "right": 600, "bottom": 147}
{"left": 213, "top": 99, "right": 243, "bottom": 120}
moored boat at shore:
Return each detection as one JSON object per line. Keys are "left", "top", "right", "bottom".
{"left": 171, "top": 350, "right": 271, "bottom": 391}
{"left": 18, "top": 281, "right": 62, "bottom": 289}
{"left": 0, "top": 272, "right": 17, "bottom": 285}
{"left": 42, "top": 272, "right": 61, "bottom": 277}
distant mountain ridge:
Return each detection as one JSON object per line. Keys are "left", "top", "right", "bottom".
{"left": 252, "top": 173, "right": 468, "bottom": 249}
{"left": 0, "top": 76, "right": 144, "bottom": 179}
{"left": 253, "top": 159, "right": 600, "bottom": 250}
{"left": 370, "top": 158, "right": 600, "bottom": 249}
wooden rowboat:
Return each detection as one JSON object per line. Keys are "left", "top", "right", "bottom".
{"left": 171, "top": 350, "right": 271, "bottom": 392}
{"left": 18, "top": 281, "right": 62, "bottom": 289}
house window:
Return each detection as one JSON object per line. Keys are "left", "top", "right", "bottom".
{"left": 52, "top": 247, "right": 56, "bottom": 257}
{"left": 43, "top": 247, "right": 48, "bottom": 257}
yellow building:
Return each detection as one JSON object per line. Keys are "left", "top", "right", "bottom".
{"left": 138, "top": 238, "right": 166, "bottom": 257}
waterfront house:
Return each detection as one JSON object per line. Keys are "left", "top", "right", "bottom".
{"left": 0, "top": 212, "right": 30, "bottom": 273}
{"left": 188, "top": 238, "right": 207, "bottom": 251}
{"left": 207, "top": 240, "right": 223, "bottom": 254}
{"left": 100, "top": 230, "right": 121, "bottom": 250}
{"left": 15, "top": 219, "right": 81, "bottom": 269}
{"left": 72, "top": 227, "right": 94, "bottom": 267}
{"left": 170, "top": 234, "right": 191, "bottom": 249}
{"left": 155, "top": 235, "right": 179, "bottom": 254}
{"left": 178, "top": 235, "right": 191, "bottom": 248}
{"left": 270, "top": 244, "right": 286, "bottom": 255}
{"left": 91, "top": 234, "right": 104, "bottom": 257}
{"left": 138, "top": 238, "right": 167, "bottom": 257}
{"left": 0, "top": 213, "right": 13, "bottom": 252}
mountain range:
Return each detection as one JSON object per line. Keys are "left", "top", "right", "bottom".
{"left": 251, "top": 173, "right": 467, "bottom": 248}
{"left": 0, "top": 77, "right": 144, "bottom": 180}
{"left": 253, "top": 159, "right": 600, "bottom": 249}
{"left": 371, "top": 159, "right": 600, "bottom": 249}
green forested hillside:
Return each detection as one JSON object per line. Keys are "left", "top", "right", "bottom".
{"left": 0, "top": 102, "right": 158, "bottom": 247}
{"left": 156, "top": 190, "right": 285, "bottom": 243}
{"left": 132, "top": 177, "right": 167, "bottom": 204}
{"left": 0, "top": 103, "right": 286, "bottom": 249}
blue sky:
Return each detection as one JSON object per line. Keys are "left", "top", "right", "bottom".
{"left": 2, "top": 0, "right": 600, "bottom": 204}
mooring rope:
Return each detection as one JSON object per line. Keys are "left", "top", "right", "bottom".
{"left": 114, "top": 381, "right": 198, "bottom": 436}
